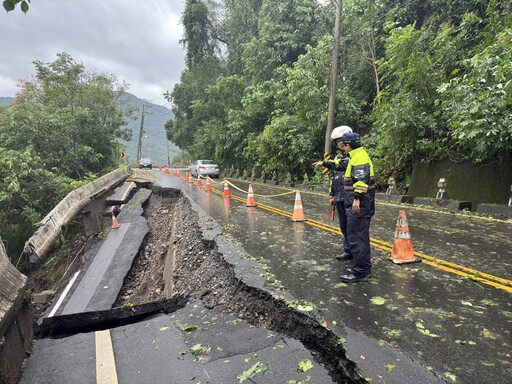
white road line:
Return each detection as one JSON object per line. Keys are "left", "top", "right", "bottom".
{"left": 47, "top": 270, "right": 80, "bottom": 317}
{"left": 95, "top": 329, "right": 119, "bottom": 384}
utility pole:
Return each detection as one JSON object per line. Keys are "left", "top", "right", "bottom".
{"left": 166, "top": 140, "right": 171, "bottom": 167}
{"left": 136, "top": 103, "right": 150, "bottom": 162}
{"left": 324, "top": 0, "right": 343, "bottom": 158}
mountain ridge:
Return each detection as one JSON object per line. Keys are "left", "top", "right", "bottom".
{"left": 0, "top": 93, "right": 179, "bottom": 166}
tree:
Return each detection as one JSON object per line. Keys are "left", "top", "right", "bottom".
{"left": 0, "top": 52, "right": 133, "bottom": 259}
{"left": 8, "top": 52, "right": 133, "bottom": 179}
{"left": 181, "top": 0, "right": 219, "bottom": 68}
{"left": 438, "top": 6, "right": 512, "bottom": 161}
{"left": 242, "top": 0, "right": 323, "bottom": 83}
{"left": 168, "top": 0, "right": 508, "bottom": 187}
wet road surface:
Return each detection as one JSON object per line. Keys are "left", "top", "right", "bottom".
{"left": 157, "top": 171, "right": 512, "bottom": 384}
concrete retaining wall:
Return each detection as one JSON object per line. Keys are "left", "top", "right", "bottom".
{"left": 408, "top": 157, "right": 512, "bottom": 206}
{"left": 22, "top": 166, "right": 132, "bottom": 263}
{"left": 1, "top": 167, "right": 132, "bottom": 382}
{"left": 0, "top": 237, "right": 32, "bottom": 384}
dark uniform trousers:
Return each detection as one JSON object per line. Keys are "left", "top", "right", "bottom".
{"left": 347, "top": 215, "right": 372, "bottom": 276}
{"left": 335, "top": 201, "right": 350, "bottom": 255}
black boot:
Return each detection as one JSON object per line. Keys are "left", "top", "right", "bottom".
{"left": 346, "top": 268, "right": 372, "bottom": 278}
{"left": 340, "top": 273, "right": 368, "bottom": 283}
{"left": 335, "top": 253, "right": 353, "bottom": 261}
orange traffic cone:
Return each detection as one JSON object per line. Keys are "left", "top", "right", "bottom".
{"left": 246, "top": 183, "right": 257, "bottom": 207}
{"left": 390, "top": 210, "right": 421, "bottom": 264}
{"left": 187, "top": 172, "right": 193, "bottom": 183}
{"left": 176, "top": 169, "right": 180, "bottom": 177}
{"left": 292, "top": 191, "right": 306, "bottom": 222}
{"left": 205, "top": 179, "right": 212, "bottom": 192}
{"left": 159, "top": 165, "right": 162, "bottom": 171}
{"left": 111, "top": 211, "right": 120, "bottom": 229}
{"left": 164, "top": 167, "right": 169, "bottom": 174}
{"left": 197, "top": 176, "right": 202, "bottom": 186}
{"left": 223, "top": 181, "right": 230, "bottom": 198}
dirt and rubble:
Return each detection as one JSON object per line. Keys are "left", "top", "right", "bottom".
{"left": 113, "top": 187, "right": 363, "bottom": 382}
{"left": 24, "top": 182, "right": 365, "bottom": 383}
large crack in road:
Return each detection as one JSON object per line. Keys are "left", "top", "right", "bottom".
{"left": 39, "top": 185, "right": 366, "bottom": 383}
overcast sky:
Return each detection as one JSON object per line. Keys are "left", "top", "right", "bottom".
{"left": 0, "top": 0, "right": 186, "bottom": 107}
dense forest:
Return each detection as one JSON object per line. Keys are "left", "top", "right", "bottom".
{"left": 165, "top": 0, "right": 511, "bottom": 186}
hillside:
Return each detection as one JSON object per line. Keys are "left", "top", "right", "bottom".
{"left": 0, "top": 97, "right": 13, "bottom": 106}
{"left": 0, "top": 94, "right": 180, "bottom": 166}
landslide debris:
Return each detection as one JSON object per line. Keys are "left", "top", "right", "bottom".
{"left": 114, "top": 187, "right": 365, "bottom": 383}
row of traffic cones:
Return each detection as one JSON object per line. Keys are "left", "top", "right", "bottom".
{"left": 202, "top": 179, "right": 306, "bottom": 221}
{"left": 212, "top": 180, "right": 417, "bottom": 263}
{"left": 135, "top": 167, "right": 418, "bottom": 264}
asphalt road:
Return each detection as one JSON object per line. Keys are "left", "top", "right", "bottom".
{"left": 20, "top": 172, "right": 342, "bottom": 384}
{"left": 19, "top": 169, "right": 511, "bottom": 384}
{"left": 158, "top": 171, "right": 512, "bottom": 384}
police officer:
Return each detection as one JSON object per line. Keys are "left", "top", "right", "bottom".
{"left": 339, "top": 132, "right": 375, "bottom": 283}
{"left": 313, "top": 125, "right": 353, "bottom": 261}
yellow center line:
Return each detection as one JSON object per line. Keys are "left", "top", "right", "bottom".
{"left": 209, "top": 186, "right": 512, "bottom": 293}
{"left": 95, "top": 330, "right": 119, "bottom": 384}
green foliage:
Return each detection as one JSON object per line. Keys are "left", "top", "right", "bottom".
{"left": 3, "top": 0, "right": 29, "bottom": 13}
{"left": 181, "top": 0, "right": 218, "bottom": 68}
{"left": 438, "top": 10, "right": 512, "bottom": 161}
{"left": 0, "top": 146, "right": 73, "bottom": 258}
{"left": 168, "top": 0, "right": 509, "bottom": 191}
{"left": 368, "top": 1, "right": 512, "bottom": 189}
{"left": 0, "top": 53, "right": 133, "bottom": 259}
{"left": 242, "top": 0, "right": 323, "bottom": 83}
{"left": 8, "top": 53, "right": 133, "bottom": 179}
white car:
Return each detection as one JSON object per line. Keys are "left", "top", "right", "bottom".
{"left": 190, "top": 160, "right": 220, "bottom": 178}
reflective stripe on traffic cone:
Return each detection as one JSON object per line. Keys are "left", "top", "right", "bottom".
{"left": 205, "top": 179, "right": 211, "bottom": 192}
{"left": 197, "top": 176, "right": 202, "bottom": 186}
{"left": 246, "top": 183, "right": 257, "bottom": 207}
{"left": 390, "top": 210, "right": 421, "bottom": 264}
{"left": 223, "top": 181, "right": 230, "bottom": 198}
{"left": 292, "top": 191, "right": 306, "bottom": 222}
{"left": 111, "top": 211, "right": 120, "bottom": 229}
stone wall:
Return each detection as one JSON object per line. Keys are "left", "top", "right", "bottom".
{"left": 408, "top": 156, "right": 512, "bottom": 206}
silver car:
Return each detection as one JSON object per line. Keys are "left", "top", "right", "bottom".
{"left": 190, "top": 160, "right": 220, "bottom": 178}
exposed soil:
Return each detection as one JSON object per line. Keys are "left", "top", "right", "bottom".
{"left": 24, "top": 221, "right": 97, "bottom": 321}
{"left": 114, "top": 187, "right": 365, "bottom": 383}
{"left": 25, "top": 176, "right": 366, "bottom": 383}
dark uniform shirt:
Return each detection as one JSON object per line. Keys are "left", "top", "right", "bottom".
{"left": 322, "top": 153, "right": 350, "bottom": 203}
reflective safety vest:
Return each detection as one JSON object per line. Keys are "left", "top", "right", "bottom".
{"left": 344, "top": 147, "right": 376, "bottom": 217}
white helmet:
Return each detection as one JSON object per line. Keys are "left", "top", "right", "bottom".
{"left": 330, "top": 125, "right": 353, "bottom": 141}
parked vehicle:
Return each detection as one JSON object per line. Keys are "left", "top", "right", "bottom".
{"left": 139, "top": 157, "right": 152, "bottom": 170}
{"left": 190, "top": 160, "right": 220, "bottom": 178}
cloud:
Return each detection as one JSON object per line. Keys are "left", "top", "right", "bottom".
{"left": 0, "top": 0, "right": 186, "bottom": 106}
